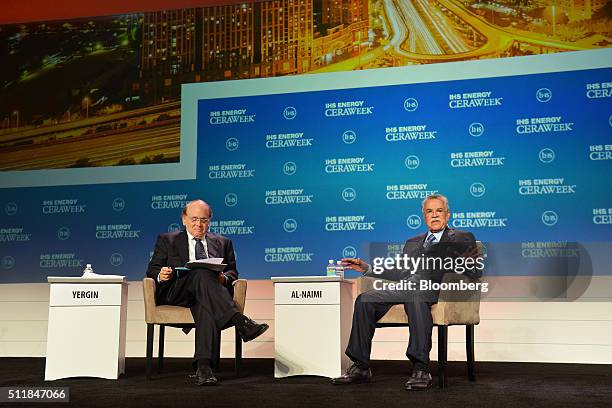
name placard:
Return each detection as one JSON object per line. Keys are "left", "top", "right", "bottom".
{"left": 49, "top": 283, "right": 123, "bottom": 306}
{"left": 274, "top": 282, "right": 340, "bottom": 305}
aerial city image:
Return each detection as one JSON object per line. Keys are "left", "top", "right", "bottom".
{"left": 1, "top": 0, "right": 610, "bottom": 170}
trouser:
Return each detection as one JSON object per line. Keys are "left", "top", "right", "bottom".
{"left": 159, "top": 268, "right": 238, "bottom": 361}
{"left": 345, "top": 286, "right": 435, "bottom": 368}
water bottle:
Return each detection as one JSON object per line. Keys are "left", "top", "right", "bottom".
{"left": 326, "top": 260, "right": 335, "bottom": 276}
{"left": 335, "top": 260, "right": 345, "bottom": 279}
{"left": 83, "top": 264, "right": 93, "bottom": 276}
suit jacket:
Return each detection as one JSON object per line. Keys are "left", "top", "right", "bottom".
{"left": 146, "top": 230, "right": 238, "bottom": 299}
{"left": 367, "top": 228, "right": 478, "bottom": 283}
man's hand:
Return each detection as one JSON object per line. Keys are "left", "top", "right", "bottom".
{"left": 158, "top": 267, "right": 173, "bottom": 282}
{"left": 218, "top": 273, "right": 226, "bottom": 285}
{"left": 341, "top": 258, "right": 369, "bottom": 274}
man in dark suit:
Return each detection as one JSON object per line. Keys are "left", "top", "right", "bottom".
{"left": 331, "top": 194, "right": 478, "bottom": 390}
{"left": 146, "top": 199, "right": 268, "bottom": 386}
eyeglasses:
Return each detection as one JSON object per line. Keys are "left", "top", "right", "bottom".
{"left": 188, "top": 216, "right": 210, "bottom": 224}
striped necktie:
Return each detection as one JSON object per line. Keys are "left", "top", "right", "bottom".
{"left": 423, "top": 234, "right": 437, "bottom": 249}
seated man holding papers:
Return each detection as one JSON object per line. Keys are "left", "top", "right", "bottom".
{"left": 146, "top": 199, "right": 268, "bottom": 386}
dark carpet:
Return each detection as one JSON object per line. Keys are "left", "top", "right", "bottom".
{"left": 1, "top": 358, "right": 611, "bottom": 408}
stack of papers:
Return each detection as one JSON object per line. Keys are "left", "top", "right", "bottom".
{"left": 185, "top": 258, "right": 226, "bottom": 271}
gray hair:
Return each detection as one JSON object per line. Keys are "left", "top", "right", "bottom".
{"left": 422, "top": 193, "right": 449, "bottom": 212}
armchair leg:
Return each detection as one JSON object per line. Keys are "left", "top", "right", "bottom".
{"left": 235, "top": 329, "right": 242, "bottom": 378}
{"left": 466, "top": 325, "right": 476, "bottom": 381}
{"left": 158, "top": 325, "right": 165, "bottom": 374}
{"left": 146, "top": 324, "right": 154, "bottom": 380}
{"left": 437, "top": 325, "right": 448, "bottom": 388}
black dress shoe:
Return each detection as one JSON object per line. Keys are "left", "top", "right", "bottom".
{"left": 405, "top": 369, "right": 432, "bottom": 391}
{"left": 194, "top": 366, "right": 217, "bottom": 386}
{"left": 235, "top": 317, "right": 269, "bottom": 342}
{"left": 188, "top": 362, "right": 219, "bottom": 379}
{"left": 330, "top": 363, "right": 372, "bottom": 385}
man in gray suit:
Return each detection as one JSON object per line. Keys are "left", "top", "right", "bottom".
{"left": 147, "top": 199, "right": 268, "bottom": 386}
{"left": 332, "top": 194, "right": 478, "bottom": 390}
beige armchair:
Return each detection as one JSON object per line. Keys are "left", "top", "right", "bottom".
{"left": 356, "top": 241, "right": 484, "bottom": 388}
{"left": 142, "top": 277, "right": 247, "bottom": 379}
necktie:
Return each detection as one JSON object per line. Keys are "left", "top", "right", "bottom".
{"left": 423, "top": 234, "right": 437, "bottom": 249}
{"left": 195, "top": 238, "right": 207, "bottom": 259}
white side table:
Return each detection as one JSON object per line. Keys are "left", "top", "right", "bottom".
{"left": 272, "top": 276, "right": 353, "bottom": 378}
{"left": 45, "top": 277, "right": 128, "bottom": 380}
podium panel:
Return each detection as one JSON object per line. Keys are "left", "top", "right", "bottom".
{"left": 45, "top": 277, "right": 128, "bottom": 380}
{"left": 272, "top": 276, "right": 353, "bottom": 378}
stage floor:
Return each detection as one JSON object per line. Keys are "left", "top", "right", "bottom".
{"left": 1, "top": 358, "right": 611, "bottom": 408}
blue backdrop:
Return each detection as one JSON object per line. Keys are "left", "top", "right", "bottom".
{"left": 1, "top": 61, "right": 610, "bottom": 283}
